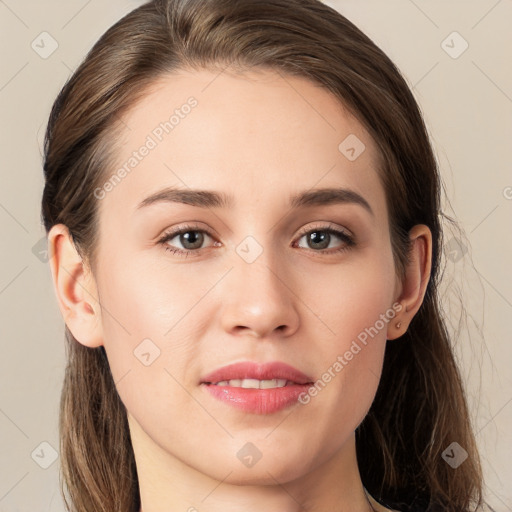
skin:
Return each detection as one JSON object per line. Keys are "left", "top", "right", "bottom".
{"left": 48, "top": 68, "right": 432, "bottom": 512}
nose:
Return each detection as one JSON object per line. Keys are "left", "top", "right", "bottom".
{"left": 219, "top": 248, "right": 300, "bottom": 340}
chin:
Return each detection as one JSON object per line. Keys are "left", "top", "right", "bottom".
{"left": 200, "top": 450, "right": 311, "bottom": 486}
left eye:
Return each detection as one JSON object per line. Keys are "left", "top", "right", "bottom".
{"left": 295, "top": 227, "right": 354, "bottom": 252}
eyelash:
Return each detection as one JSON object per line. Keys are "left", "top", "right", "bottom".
{"left": 158, "top": 222, "right": 355, "bottom": 258}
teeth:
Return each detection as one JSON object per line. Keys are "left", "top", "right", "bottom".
{"left": 214, "top": 378, "right": 288, "bottom": 389}
{"left": 259, "top": 379, "right": 286, "bottom": 389}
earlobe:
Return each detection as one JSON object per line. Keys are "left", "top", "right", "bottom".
{"left": 48, "top": 224, "right": 103, "bottom": 348}
{"left": 387, "top": 224, "right": 432, "bottom": 341}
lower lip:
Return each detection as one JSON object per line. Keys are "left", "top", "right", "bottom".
{"left": 201, "top": 383, "right": 311, "bottom": 414}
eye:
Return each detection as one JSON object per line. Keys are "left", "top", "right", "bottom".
{"left": 158, "top": 222, "right": 355, "bottom": 258}
{"left": 293, "top": 223, "right": 355, "bottom": 254}
{"left": 158, "top": 223, "right": 219, "bottom": 258}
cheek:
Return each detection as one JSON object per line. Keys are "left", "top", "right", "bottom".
{"left": 301, "top": 253, "right": 396, "bottom": 419}
{"left": 320, "top": 288, "right": 390, "bottom": 377}
{"left": 96, "top": 267, "right": 199, "bottom": 440}
{"left": 305, "top": 249, "right": 396, "bottom": 344}
{"left": 97, "top": 252, "right": 210, "bottom": 348}
{"left": 95, "top": 254, "right": 214, "bottom": 414}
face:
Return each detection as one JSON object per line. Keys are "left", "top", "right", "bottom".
{"left": 92, "top": 67, "right": 400, "bottom": 484}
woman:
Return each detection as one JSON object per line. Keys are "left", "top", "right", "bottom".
{"left": 42, "top": 0, "right": 483, "bottom": 510}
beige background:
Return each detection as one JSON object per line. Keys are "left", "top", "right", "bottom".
{"left": 0, "top": 0, "right": 511, "bottom": 510}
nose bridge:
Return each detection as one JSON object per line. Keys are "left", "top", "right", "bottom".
{"left": 220, "top": 232, "right": 300, "bottom": 337}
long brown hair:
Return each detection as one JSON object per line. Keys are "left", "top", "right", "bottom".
{"left": 41, "top": 0, "right": 483, "bottom": 510}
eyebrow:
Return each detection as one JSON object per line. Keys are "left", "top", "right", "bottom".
{"left": 136, "top": 186, "right": 374, "bottom": 217}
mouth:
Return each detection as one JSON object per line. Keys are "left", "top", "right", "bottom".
{"left": 200, "top": 360, "right": 314, "bottom": 387}
{"left": 200, "top": 361, "right": 314, "bottom": 414}
{"left": 204, "top": 378, "right": 298, "bottom": 389}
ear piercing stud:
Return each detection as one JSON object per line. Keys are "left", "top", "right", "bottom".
{"left": 396, "top": 321, "right": 402, "bottom": 329}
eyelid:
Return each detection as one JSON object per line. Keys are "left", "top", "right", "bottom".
{"left": 159, "top": 221, "right": 352, "bottom": 241}
{"left": 158, "top": 221, "right": 214, "bottom": 240}
{"left": 295, "top": 221, "right": 353, "bottom": 239}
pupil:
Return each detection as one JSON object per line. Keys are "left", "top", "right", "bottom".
{"left": 182, "top": 231, "right": 203, "bottom": 249}
{"left": 310, "top": 231, "right": 329, "bottom": 249}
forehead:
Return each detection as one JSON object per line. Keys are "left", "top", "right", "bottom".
{"left": 100, "top": 67, "right": 386, "bottom": 221}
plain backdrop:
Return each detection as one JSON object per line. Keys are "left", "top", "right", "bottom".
{"left": 0, "top": 0, "right": 511, "bottom": 510}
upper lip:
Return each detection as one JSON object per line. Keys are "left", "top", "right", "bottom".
{"left": 201, "top": 361, "right": 313, "bottom": 385}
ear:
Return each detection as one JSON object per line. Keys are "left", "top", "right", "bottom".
{"left": 387, "top": 224, "right": 432, "bottom": 341}
{"left": 47, "top": 224, "right": 103, "bottom": 348}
